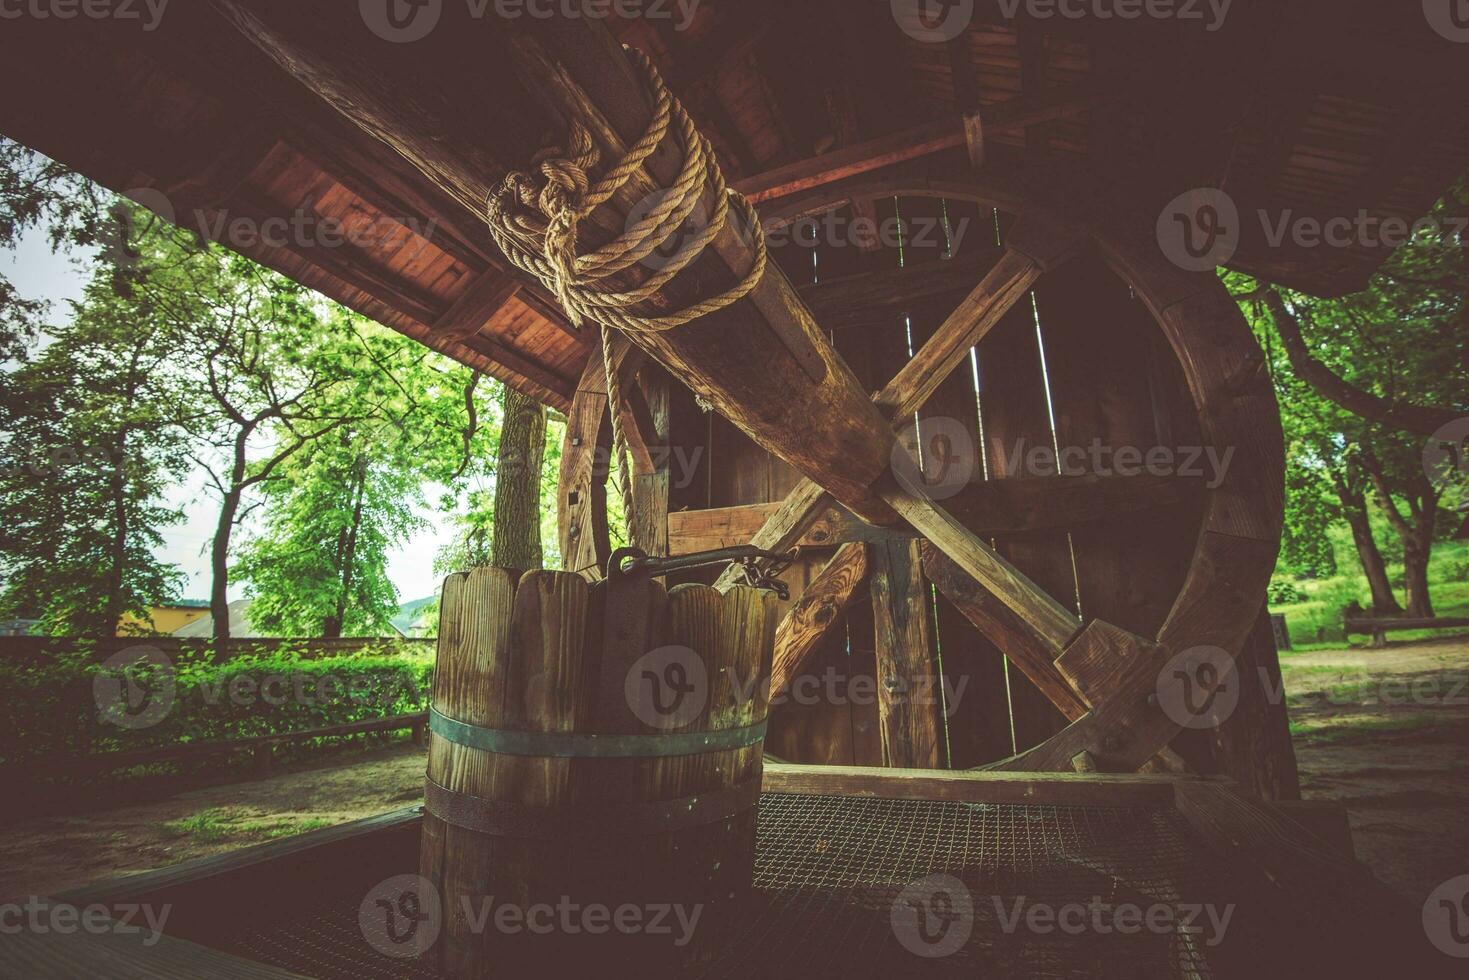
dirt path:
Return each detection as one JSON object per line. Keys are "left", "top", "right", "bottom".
{"left": 4, "top": 637, "right": 1467, "bottom": 906}
{"left": 1282, "top": 635, "right": 1469, "bottom": 901}
{"left": 0, "top": 743, "right": 428, "bottom": 901}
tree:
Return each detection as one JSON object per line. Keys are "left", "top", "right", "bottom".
{"left": 1232, "top": 175, "right": 1468, "bottom": 617}
{"left": 0, "top": 278, "right": 185, "bottom": 635}
{"left": 235, "top": 316, "right": 492, "bottom": 637}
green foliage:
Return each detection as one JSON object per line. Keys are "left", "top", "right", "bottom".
{"left": 0, "top": 273, "right": 188, "bottom": 634}
{"left": 1267, "top": 579, "right": 1308, "bottom": 605}
{"left": 0, "top": 643, "right": 432, "bottom": 772}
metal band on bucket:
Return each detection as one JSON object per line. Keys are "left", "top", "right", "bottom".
{"left": 424, "top": 774, "right": 763, "bottom": 838}
{"left": 428, "top": 707, "right": 768, "bottom": 758}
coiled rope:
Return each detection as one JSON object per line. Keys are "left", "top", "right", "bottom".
{"left": 485, "top": 45, "right": 767, "bottom": 533}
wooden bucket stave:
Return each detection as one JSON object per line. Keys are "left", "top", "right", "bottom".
{"left": 420, "top": 567, "right": 778, "bottom": 977}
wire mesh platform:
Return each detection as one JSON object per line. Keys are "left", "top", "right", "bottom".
{"left": 226, "top": 793, "right": 1228, "bottom": 980}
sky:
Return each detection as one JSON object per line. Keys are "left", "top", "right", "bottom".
{"left": 3, "top": 231, "right": 451, "bottom": 607}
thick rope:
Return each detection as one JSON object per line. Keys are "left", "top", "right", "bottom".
{"left": 485, "top": 46, "right": 767, "bottom": 337}
{"left": 487, "top": 45, "right": 767, "bottom": 537}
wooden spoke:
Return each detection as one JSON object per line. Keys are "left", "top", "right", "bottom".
{"left": 879, "top": 477, "right": 1081, "bottom": 653}
{"left": 713, "top": 212, "right": 1083, "bottom": 590}
{"left": 921, "top": 543, "right": 1087, "bottom": 721}
{"left": 770, "top": 542, "right": 869, "bottom": 696}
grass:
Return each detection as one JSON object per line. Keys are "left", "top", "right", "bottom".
{"left": 1270, "top": 537, "right": 1469, "bottom": 653}
{"left": 163, "top": 808, "right": 234, "bottom": 842}
{"left": 165, "top": 809, "right": 336, "bottom": 843}
{"left": 1288, "top": 713, "right": 1448, "bottom": 746}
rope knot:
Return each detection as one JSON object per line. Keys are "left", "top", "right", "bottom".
{"left": 484, "top": 45, "right": 766, "bottom": 339}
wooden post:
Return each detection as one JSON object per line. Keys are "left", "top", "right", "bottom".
{"left": 870, "top": 538, "right": 944, "bottom": 769}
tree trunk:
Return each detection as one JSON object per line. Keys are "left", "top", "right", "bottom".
{"left": 211, "top": 428, "right": 252, "bottom": 645}
{"left": 1360, "top": 448, "right": 1440, "bottom": 620}
{"left": 491, "top": 386, "right": 547, "bottom": 570}
{"left": 211, "top": 488, "right": 241, "bottom": 644}
{"left": 102, "top": 426, "right": 131, "bottom": 636}
{"left": 325, "top": 458, "right": 367, "bottom": 639}
{"left": 1332, "top": 478, "right": 1401, "bottom": 615}
{"left": 1403, "top": 534, "right": 1436, "bottom": 619}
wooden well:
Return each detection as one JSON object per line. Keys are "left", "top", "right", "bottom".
{"left": 419, "top": 567, "right": 779, "bottom": 977}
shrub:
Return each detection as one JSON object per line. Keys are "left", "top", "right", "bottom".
{"left": 0, "top": 641, "right": 433, "bottom": 772}
{"left": 1267, "top": 580, "right": 1308, "bottom": 605}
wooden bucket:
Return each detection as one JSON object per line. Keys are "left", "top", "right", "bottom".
{"left": 418, "top": 567, "right": 779, "bottom": 977}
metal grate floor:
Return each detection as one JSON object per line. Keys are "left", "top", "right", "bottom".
{"left": 228, "top": 793, "right": 1227, "bottom": 979}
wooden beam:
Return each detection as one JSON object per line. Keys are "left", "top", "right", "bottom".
{"left": 558, "top": 352, "right": 613, "bottom": 577}
{"left": 771, "top": 543, "right": 869, "bottom": 696}
{"left": 871, "top": 537, "right": 944, "bottom": 768}
{"left": 879, "top": 477, "right": 1081, "bottom": 654}
{"left": 680, "top": 472, "right": 1202, "bottom": 552}
{"left": 669, "top": 500, "right": 870, "bottom": 554}
{"left": 762, "top": 761, "right": 1193, "bottom": 807}
{"left": 211, "top": 5, "right": 901, "bottom": 525}
{"left": 432, "top": 272, "right": 523, "bottom": 342}
{"left": 736, "top": 85, "right": 1106, "bottom": 205}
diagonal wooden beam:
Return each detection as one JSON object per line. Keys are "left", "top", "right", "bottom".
{"left": 770, "top": 542, "right": 869, "bottom": 697}
{"left": 882, "top": 477, "right": 1081, "bottom": 653}
{"left": 714, "top": 213, "right": 1083, "bottom": 591}
{"left": 922, "top": 543, "right": 1088, "bottom": 720}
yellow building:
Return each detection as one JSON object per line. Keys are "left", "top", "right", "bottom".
{"left": 117, "top": 601, "right": 211, "bottom": 636}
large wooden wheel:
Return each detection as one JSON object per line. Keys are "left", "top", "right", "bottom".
{"left": 559, "top": 171, "right": 1283, "bottom": 774}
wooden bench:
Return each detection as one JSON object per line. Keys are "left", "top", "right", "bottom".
{"left": 1343, "top": 615, "right": 1469, "bottom": 648}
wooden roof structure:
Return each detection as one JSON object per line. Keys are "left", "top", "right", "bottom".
{"left": 1, "top": 1, "right": 1466, "bottom": 409}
